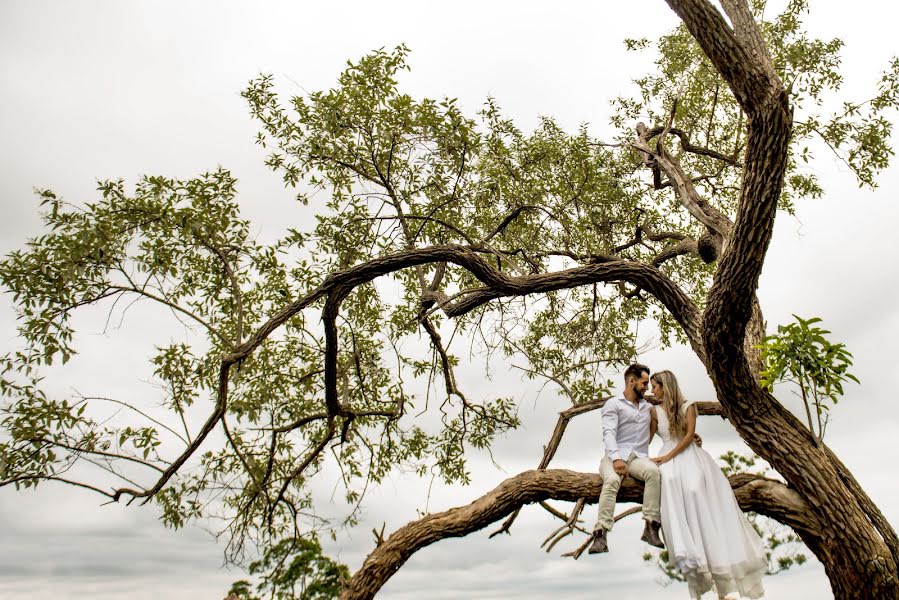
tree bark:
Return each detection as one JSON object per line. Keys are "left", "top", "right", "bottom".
{"left": 664, "top": 0, "right": 899, "bottom": 597}
{"left": 339, "top": 469, "right": 818, "bottom": 600}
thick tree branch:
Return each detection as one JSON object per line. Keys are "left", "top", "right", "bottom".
{"left": 719, "top": 0, "right": 778, "bottom": 82}
{"left": 652, "top": 237, "right": 700, "bottom": 267}
{"left": 664, "top": 0, "right": 780, "bottom": 113}
{"left": 823, "top": 445, "right": 899, "bottom": 571}
{"left": 340, "top": 469, "right": 818, "bottom": 600}
{"left": 661, "top": 2, "right": 899, "bottom": 595}
{"left": 322, "top": 290, "right": 350, "bottom": 416}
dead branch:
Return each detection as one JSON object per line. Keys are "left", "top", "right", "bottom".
{"left": 560, "top": 505, "right": 642, "bottom": 559}
{"left": 542, "top": 497, "right": 587, "bottom": 552}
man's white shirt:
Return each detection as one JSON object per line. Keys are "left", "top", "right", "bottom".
{"left": 602, "top": 395, "right": 652, "bottom": 461}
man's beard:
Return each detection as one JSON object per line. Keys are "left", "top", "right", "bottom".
{"left": 632, "top": 384, "right": 644, "bottom": 399}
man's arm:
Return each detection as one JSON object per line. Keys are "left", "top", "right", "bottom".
{"left": 601, "top": 401, "right": 621, "bottom": 460}
{"left": 601, "top": 401, "right": 627, "bottom": 476}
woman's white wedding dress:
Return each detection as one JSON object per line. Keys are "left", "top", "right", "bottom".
{"left": 656, "top": 401, "right": 768, "bottom": 599}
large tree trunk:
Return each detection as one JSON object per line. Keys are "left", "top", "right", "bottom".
{"left": 663, "top": 0, "right": 899, "bottom": 597}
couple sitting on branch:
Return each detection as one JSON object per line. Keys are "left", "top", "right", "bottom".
{"left": 590, "top": 364, "right": 767, "bottom": 600}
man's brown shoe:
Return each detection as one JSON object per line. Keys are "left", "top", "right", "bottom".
{"left": 587, "top": 529, "right": 609, "bottom": 554}
{"left": 641, "top": 520, "right": 665, "bottom": 548}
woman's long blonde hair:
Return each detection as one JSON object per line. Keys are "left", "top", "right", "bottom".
{"left": 651, "top": 370, "right": 688, "bottom": 438}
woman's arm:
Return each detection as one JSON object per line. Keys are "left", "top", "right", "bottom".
{"left": 649, "top": 406, "right": 658, "bottom": 441}
{"left": 651, "top": 404, "right": 697, "bottom": 465}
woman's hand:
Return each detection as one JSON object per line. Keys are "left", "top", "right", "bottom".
{"left": 651, "top": 454, "right": 671, "bottom": 465}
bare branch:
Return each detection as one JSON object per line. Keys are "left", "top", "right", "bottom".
{"left": 542, "top": 497, "right": 587, "bottom": 552}
{"left": 35, "top": 437, "right": 167, "bottom": 473}
{"left": 107, "top": 284, "right": 229, "bottom": 345}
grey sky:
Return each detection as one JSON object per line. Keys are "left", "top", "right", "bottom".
{"left": 2, "top": 1, "right": 898, "bottom": 599}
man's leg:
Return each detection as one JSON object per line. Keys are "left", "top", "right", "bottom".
{"left": 589, "top": 456, "right": 622, "bottom": 554}
{"left": 594, "top": 455, "right": 622, "bottom": 532}
{"left": 628, "top": 456, "right": 664, "bottom": 548}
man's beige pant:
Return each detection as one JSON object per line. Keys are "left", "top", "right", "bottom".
{"left": 594, "top": 452, "right": 661, "bottom": 532}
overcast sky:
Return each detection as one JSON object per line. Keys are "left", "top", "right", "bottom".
{"left": 2, "top": 1, "right": 898, "bottom": 599}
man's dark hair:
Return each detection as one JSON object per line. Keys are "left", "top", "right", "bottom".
{"left": 624, "top": 363, "right": 650, "bottom": 381}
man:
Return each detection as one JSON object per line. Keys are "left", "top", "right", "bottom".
{"left": 588, "top": 363, "right": 664, "bottom": 554}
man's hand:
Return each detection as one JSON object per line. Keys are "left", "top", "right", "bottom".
{"left": 613, "top": 459, "right": 627, "bottom": 477}
{"left": 693, "top": 433, "right": 703, "bottom": 447}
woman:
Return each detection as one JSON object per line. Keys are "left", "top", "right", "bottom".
{"left": 649, "top": 370, "right": 767, "bottom": 600}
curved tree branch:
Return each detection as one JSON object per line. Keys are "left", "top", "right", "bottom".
{"left": 101, "top": 234, "right": 703, "bottom": 506}
{"left": 340, "top": 469, "right": 819, "bottom": 600}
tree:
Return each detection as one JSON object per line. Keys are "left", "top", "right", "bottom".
{"left": 759, "top": 315, "right": 859, "bottom": 446}
{"left": 1, "top": 1, "right": 898, "bottom": 598}
{"left": 227, "top": 536, "right": 349, "bottom": 600}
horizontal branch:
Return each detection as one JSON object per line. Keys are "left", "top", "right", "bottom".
{"left": 491, "top": 395, "right": 725, "bottom": 536}
{"left": 1, "top": 474, "right": 117, "bottom": 500}
{"left": 340, "top": 469, "right": 818, "bottom": 600}
{"left": 36, "top": 438, "right": 167, "bottom": 473}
